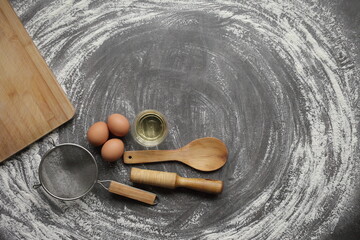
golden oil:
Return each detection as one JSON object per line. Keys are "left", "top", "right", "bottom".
{"left": 131, "top": 110, "right": 168, "bottom": 147}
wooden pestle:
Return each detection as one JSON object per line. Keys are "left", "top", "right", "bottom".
{"left": 130, "top": 168, "right": 223, "bottom": 194}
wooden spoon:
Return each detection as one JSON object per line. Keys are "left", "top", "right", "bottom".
{"left": 124, "top": 137, "right": 228, "bottom": 171}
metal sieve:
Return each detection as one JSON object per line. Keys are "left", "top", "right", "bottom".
{"left": 33, "top": 143, "right": 157, "bottom": 205}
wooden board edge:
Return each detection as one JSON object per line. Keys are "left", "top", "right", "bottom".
{"left": 0, "top": 111, "right": 76, "bottom": 163}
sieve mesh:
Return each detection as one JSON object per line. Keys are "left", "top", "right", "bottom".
{"left": 39, "top": 144, "right": 98, "bottom": 200}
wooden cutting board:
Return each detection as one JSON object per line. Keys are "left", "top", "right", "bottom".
{"left": 0, "top": 0, "right": 75, "bottom": 162}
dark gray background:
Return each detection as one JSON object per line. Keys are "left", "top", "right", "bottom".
{"left": 0, "top": 0, "right": 359, "bottom": 239}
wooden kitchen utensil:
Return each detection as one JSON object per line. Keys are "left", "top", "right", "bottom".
{"left": 131, "top": 168, "right": 224, "bottom": 194}
{"left": 124, "top": 137, "right": 228, "bottom": 171}
{"left": 0, "top": 0, "right": 75, "bottom": 162}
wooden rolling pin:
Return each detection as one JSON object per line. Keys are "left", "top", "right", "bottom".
{"left": 130, "top": 168, "right": 223, "bottom": 194}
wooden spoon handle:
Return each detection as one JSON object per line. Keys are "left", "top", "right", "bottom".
{"left": 108, "top": 181, "right": 157, "bottom": 205}
{"left": 123, "top": 150, "right": 180, "bottom": 164}
{"left": 130, "top": 168, "right": 223, "bottom": 194}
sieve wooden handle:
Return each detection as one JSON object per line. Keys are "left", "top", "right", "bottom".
{"left": 130, "top": 168, "right": 223, "bottom": 194}
{"left": 108, "top": 181, "right": 157, "bottom": 205}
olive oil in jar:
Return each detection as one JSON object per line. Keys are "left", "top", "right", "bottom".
{"left": 132, "top": 110, "right": 168, "bottom": 147}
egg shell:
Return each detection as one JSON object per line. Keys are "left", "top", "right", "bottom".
{"left": 87, "top": 121, "right": 109, "bottom": 146}
{"left": 101, "top": 138, "right": 125, "bottom": 162}
{"left": 107, "top": 113, "right": 130, "bottom": 137}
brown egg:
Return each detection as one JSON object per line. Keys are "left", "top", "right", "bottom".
{"left": 87, "top": 121, "right": 109, "bottom": 146}
{"left": 101, "top": 139, "right": 125, "bottom": 162}
{"left": 107, "top": 113, "right": 130, "bottom": 137}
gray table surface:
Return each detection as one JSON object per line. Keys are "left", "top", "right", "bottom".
{"left": 1, "top": 0, "right": 359, "bottom": 239}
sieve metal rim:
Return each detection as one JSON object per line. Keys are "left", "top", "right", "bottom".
{"left": 38, "top": 143, "right": 99, "bottom": 201}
